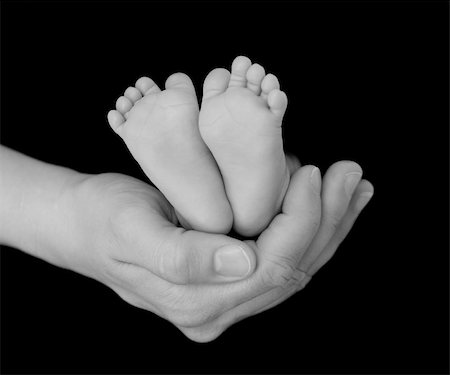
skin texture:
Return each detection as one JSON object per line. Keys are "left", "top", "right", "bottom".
{"left": 0, "top": 146, "right": 373, "bottom": 342}
{"left": 107, "top": 56, "right": 291, "bottom": 237}
{"left": 107, "top": 73, "right": 233, "bottom": 234}
{"left": 199, "top": 56, "right": 290, "bottom": 237}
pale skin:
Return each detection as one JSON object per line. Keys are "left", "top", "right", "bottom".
{"left": 108, "top": 73, "right": 233, "bottom": 233}
{"left": 0, "top": 145, "right": 373, "bottom": 342}
{"left": 199, "top": 56, "right": 290, "bottom": 236}
{"left": 107, "top": 56, "right": 291, "bottom": 236}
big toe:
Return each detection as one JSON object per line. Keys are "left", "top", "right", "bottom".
{"left": 202, "top": 68, "right": 231, "bottom": 100}
{"left": 165, "top": 73, "right": 196, "bottom": 94}
{"left": 229, "top": 56, "right": 252, "bottom": 88}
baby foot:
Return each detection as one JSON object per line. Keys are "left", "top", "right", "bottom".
{"left": 107, "top": 73, "right": 232, "bottom": 233}
{"left": 199, "top": 56, "right": 290, "bottom": 236}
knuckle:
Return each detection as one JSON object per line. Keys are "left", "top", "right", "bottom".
{"left": 157, "top": 231, "right": 199, "bottom": 285}
{"left": 262, "top": 254, "right": 311, "bottom": 290}
{"left": 159, "top": 246, "right": 191, "bottom": 285}
{"left": 263, "top": 254, "right": 299, "bottom": 289}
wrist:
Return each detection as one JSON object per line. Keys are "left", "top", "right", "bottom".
{"left": 0, "top": 146, "right": 90, "bottom": 268}
{"left": 29, "top": 170, "right": 92, "bottom": 270}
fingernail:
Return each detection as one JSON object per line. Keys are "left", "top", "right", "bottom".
{"left": 214, "top": 245, "right": 251, "bottom": 278}
{"left": 344, "top": 172, "right": 362, "bottom": 198}
{"left": 310, "top": 167, "right": 321, "bottom": 194}
{"left": 355, "top": 191, "right": 373, "bottom": 211}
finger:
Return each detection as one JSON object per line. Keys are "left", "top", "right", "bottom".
{"left": 177, "top": 281, "right": 301, "bottom": 343}
{"left": 111, "top": 205, "right": 257, "bottom": 285}
{"left": 181, "top": 164, "right": 369, "bottom": 341}
{"left": 174, "top": 177, "right": 372, "bottom": 336}
{"left": 112, "top": 250, "right": 303, "bottom": 344}
{"left": 308, "top": 179, "right": 374, "bottom": 276}
{"left": 298, "top": 161, "right": 362, "bottom": 274}
{"left": 158, "top": 163, "right": 322, "bottom": 288}
{"left": 177, "top": 263, "right": 313, "bottom": 342}
{"left": 255, "top": 165, "right": 322, "bottom": 288}
{"left": 167, "top": 165, "right": 323, "bottom": 331}
{"left": 112, "top": 166, "right": 321, "bottom": 334}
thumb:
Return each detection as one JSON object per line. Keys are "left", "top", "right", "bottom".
{"left": 117, "top": 212, "right": 256, "bottom": 285}
{"left": 160, "top": 229, "right": 257, "bottom": 285}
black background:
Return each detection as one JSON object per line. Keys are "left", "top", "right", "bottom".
{"left": 1, "top": 1, "right": 448, "bottom": 374}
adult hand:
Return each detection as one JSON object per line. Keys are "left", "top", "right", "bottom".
{"left": 0, "top": 147, "right": 373, "bottom": 343}
{"left": 177, "top": 160, "right": 374, "bottom": 341}
{"left": 57, "top": 160, "right": 372, "bottom": 342}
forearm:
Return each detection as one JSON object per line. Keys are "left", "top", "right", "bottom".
{"left": 0, "top": 146, "right": 87, "bottom": 266}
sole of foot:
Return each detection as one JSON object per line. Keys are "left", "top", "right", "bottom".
{"left": 108, "top": 73, "right": 232, "bottom": 233}
{"left": 199, "top": 56, "right": 290, "bottom": 237}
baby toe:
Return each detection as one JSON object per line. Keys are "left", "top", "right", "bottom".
{"left": 246, "top": 63, "right": 266, "bottom": 95}
{"left": 116, "top": 96, "right": 132, "bottom": 114}
{"left": 229, "top": 56, "right": 252, "bottom": 88}
{"left": 135, "top": 76, "right": 160, "bottom": 95}
{"left": 261, "top": 73, "right": 280, "bottom": 101}
{"left": 124, "top": 86, "right": 142, "bottom": 103}
{"left": 268, "top": 89, "right": 288, "bottom": 118}
{"left": 107, "top": 110, "right": 125, "bottom": 133}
